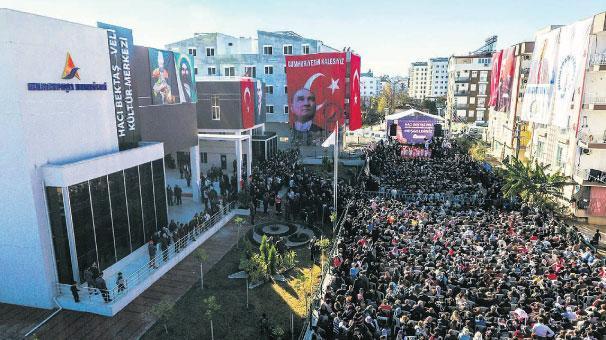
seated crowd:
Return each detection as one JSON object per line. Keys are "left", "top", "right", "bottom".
{"left": 313, "top": 141, "right": 606, "bottom": 340}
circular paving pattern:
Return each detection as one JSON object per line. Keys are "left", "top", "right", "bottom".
{"left": 250, "top": 221, "right": 322, "bottom": 248}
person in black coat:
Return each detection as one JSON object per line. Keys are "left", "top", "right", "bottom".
{"left": 95, "top": 272, "right": 111, "bottom": 303}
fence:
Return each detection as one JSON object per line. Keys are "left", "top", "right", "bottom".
{"left": 56, "top": 202, "right": 235, "bottom": 304}
{"left": 362, "top": 190, "right": 486, "bottom": 205}
{"left": 298, "top": 201, "right": 352, "bottom": 340}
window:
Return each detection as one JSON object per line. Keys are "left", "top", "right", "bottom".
{"left": 188, "top": 48, "right": 197, "bottom": 56}
{"left": 283, "top": 44, "right": 293, "bottom": 55}
{"left": 556, "top": 146, "right": 563, "bottom": 165}
{"left": 265, "top": 85, "right": 274, "bottom": 94}
{"left": 194, "top": 67, "right": 198, "bottom": 75}
{"left": 224, "top": 66, "right": 235, "bottom": 76}
{"left": 480, "top": 71, "right": 488, "bottom": 82}
{"left": 471, "top": 71, "right": 478, "bottom": 78}
{"left": 302, "top": 44, "right": 310, "bottom": 54}
{"left": 266, "top": 105, "right": 274, "bottom": 113}
{"left": 264, "top": 66, "right": 273, "bottom": 75}
{"left": 244, "top": 66, "right": 256, "bottom": 77}
{"left": 284, "top": 105, "right": 289, "bottom": 114}
{"left": 477, "top": 97, "right": 486, "bottom": 107}
{"left": 468, "top": 110, "right": 476, "bottom": 117}
{"left": 200, "top": 152, "right": 208, "bottom": 164}
{"left": 469, "top": 97, "right": 476, "bottom": 104}
{"left": 263, "top": 45, "right": 273, "bottom": 55}
{"left": 478, "top": 84, "right": 487, "bottom": 95}
{"left": 211, "top": 96, "right": 220, "bottom": 120}
{"left": 470, "top": 84, "right": 477, "bottom": 91}
{"left": 206, "top": 47, "right": 215, "bottom": 57}
{"left": 284, "top": 85, "right": 288, "bottom": 94}
{"left": 207, "top": 67, "right": 216, "bottom": 76}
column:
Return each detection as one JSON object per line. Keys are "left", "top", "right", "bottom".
{"left": 246, "top": 136, "right": 252, "bottom": 183}
{"left": 190, "top": 144, "right": 201, "bottom": 202}
{"left": 62, "top": 186, "right": 80, "bottom": 283}
{"left": 236, "top": 140, "right": 242, "bottom": 192}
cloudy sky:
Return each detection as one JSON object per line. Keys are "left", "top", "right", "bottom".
{"left": 3, "top": 0, "right": 604, "bottom": 76}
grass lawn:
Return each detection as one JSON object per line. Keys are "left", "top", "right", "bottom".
{"left": 143, "top": 242, "right": 324, "bottom": 339}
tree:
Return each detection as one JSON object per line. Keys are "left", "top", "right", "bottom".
{"left": 422, "top": 99, "right": 437, "bottom": 115}
{"left": 259, "top": 235, "right": 269, "bottom": 261}
{"left": 203, "top": 295, "right": 221, "bottom": 340}
{"left": 502, "top": 158, "right": 574, "bottom": 211}
{"left": 233, "top": 216, "right": 245, "bottom": 247}
{"left": 268, "top": 244, "right": 277, "bottom": 275}
{"left": 469, "top": 142, "right": 488, "bottom": 162}
{"left": 148, "top": 298, "right": 175, "bottom": 335}
{"left": 195, "top": 248, "right": 209, "bottom": 290}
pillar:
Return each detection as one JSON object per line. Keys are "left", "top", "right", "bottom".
{"left": 190, "top": 144, "right": 201, "bottom": 202}
{"left": 247, "top": 136, "right": 252, "bottom": 182}
{"left": 236, "top": 139, "right": 242, "bottom": 192}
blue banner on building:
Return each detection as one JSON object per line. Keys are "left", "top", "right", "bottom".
{"left": 98, "top": 22, "right": 140, "bottom": 150}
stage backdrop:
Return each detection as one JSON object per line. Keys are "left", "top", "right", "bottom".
{"left": 286, "top": 52, "right": 347, "bottom": 132}
{"left": 521, "top": 28, "right": 560, "bottom": 125}
{"left": 349, "top": 53, "right": 362, "bottom": 131}
{"left": 552, "top": 18, "right": 592, "bottom": 129}
{"left": 387, "top": 115, "right": 439, "bottom": 144}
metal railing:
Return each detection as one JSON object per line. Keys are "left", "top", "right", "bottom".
{"left": 363, "top": 190, "right": 486, "bottom": 205}
{"left": 583, "top": 93, "right": 606, "bottom": 105}
{"left": 589, "top": 53, "right": 606, "bottom": 66}
{"left": 56, "top": 202, "right": 236, "bottom": 305}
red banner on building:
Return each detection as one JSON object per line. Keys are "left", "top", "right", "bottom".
{"left": 240, "top": 78, "right": 255, "bottom": 129}
{"left": 349, "top": 53, "right": 362, "bottom": 131}
{"left": 496, "top": 47, "right": 516, "bottom": 112}
{"left": 589, "top": 187, "right": 606, "bottom": 217}
{"left": 286, "top": 52, "right": 347, "bottom": 132}
{"left": 488, "top": 50, "right": 502, "bottom": 107}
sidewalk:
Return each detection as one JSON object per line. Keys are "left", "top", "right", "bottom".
{"left": 0, "top": 218, "right": 251, "bottom": 340}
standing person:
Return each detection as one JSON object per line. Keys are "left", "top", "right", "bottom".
{"left": 166, "top": 185, "right": 174, "bottom": 206}
{"left": 84, "top": 266, "right": 97, "bottom": 295}
{"left": 203, "top": 188, "right": 209, "bottom": 211}
{"left": 592, "top": 228, "right": 602, "bottom": 249}
{"left": 95, "top": 272, "right": 111, "bottom": 303}
{"left": 174, "top": 185, "right": 182, "bottom": 205}
{"left": 160, "top": 233, "right": 169, "bottom": 262}
{"left": 70, "top": 282, "right": 80, "bottom": 303}
{"left": 263, "top": 192, "right": 269, "bottom": 214}
{"left": 249, "top": 201, "right": 256, "bottom": 225}
{"left": 116, "top": 272, "right": 126, "bottom": 293}
{"left": 275, "top": 194, "right": 282, "bottom": 216}
{"left": 148, "top": 240, "right": 158, "bottom": 269}
{"left": 186, "top": 171, "right": 191, "bottom": 188}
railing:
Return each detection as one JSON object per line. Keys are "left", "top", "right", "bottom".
{"left": 455, "top": 76, "right": 470, "bottom": 82}
{"left": 456, "top": 104, "right": 469, "bottom": 109}
{"left": 583, "top": 93, "right": 606, "bottom": 105}
{"left": 454, "top": 91, "right": 468, "bottom": 96}
{"left": 363, "top": 190, "right": 486, "bottom": 205}
{"left": 56, "top": 202, "right": 236, "bottom": 305}
{"left": 589, "top": 53, "right": 606, "bottom": 66}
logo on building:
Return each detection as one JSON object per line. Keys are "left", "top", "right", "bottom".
{"left": 61, "top": 53, "right": 80, "bottom": 80}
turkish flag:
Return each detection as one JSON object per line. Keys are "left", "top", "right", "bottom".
{"left": 349, "top": 53, "right": 362, "bottom": 131}
{"left": 240, "top": 78, "right": 254, "bottom": 129}
{"left": 286, "top": 52, "right": 347, "bottom": 132}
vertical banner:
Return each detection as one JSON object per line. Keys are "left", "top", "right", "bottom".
{"left": 552, "top": 18, "right": 592, "bottom": 128}
{"left": 240, "top": 78, "right": 255, "bottom": 129}
{"left": 254, "top": 79, "right": 266, "bottom": 125}
{"left": 521, "top": 28, "right": 560, "bottom": 124}
{"left": 349, "top": 53, "right": 362, "bottom": 131}
{"left": 149, "top": 48, "right": 180, "bottom": 105}
{"left": 496, "top": 47, "right": 516, "bottom": 112}
{"left": 589, "top": 187, "right": 606, "bottom": 217}
{"left": 286, "top": 52, "right": 347, "bottom": 133}
{"left": 488, "top": 50, "right": 502, "bottom": 107}
{"left": 97, "top": 22, "right": 140, "bottom": 150}
{"left": 174, "top": 52, "right": 198, "bottom": 103}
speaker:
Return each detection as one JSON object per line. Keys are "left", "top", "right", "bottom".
{"left": 434, "top": 124, "right": 443, "bottom": 138}
{"left": 389, "top": 123, "right": 398, "bottom": 136}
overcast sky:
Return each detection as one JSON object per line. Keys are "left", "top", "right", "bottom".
{"left": 3, "top": 0, "right": 605, "bottom": 76}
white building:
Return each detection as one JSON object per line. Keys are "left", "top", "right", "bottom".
{"left": 427, "top": 57, "right": 449, "bottom": 99}
{"left": 360, "top": 70, "right": 382, "bottom": 104}
{"left": 408, "top": 62, "right": 429, "bottom": 100}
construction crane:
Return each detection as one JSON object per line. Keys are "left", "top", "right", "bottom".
{"left": 469, "top": 35, "right": 498, "bottom": 55}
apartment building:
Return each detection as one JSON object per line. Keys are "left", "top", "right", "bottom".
{"left": 486, "top": 42, "right": 534, "bottom": 162}
{"left": 360, "top": 69, "right": 382, "bottom": 104}
{"left": 427, "top": 57, "right": 449, "bottom": 99}
{"left": 408, "top": 61, "right": 429, "bottom": 99}
{"left": 445, "top": 53, "right": 493, "bottom": 126}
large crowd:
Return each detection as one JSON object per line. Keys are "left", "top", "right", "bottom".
{"left": 312, "top": 140, "right": 606, "bottom": 340}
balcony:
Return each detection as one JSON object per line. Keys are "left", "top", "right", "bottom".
{"left": 454, "top": 76, "right": 470, "bottom": 82}
{"left": 455, "top": 103, "right": 468, "bottom": 109}
{"left": 454, "top": 90, "right": 468, "bottom": 96}
{"left": 589, "top": 53, "right": 606, "bottom": 70}
{"left": 583, "top": 94, "right": 606, "bottom": 110}
{"left": 575, "top": 168, "right": 606, "bottom": 185}
{"left": 578, "top": 128, "right": 606, "bottom": 149}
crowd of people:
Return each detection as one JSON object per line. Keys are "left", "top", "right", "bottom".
{"left": 312, "top": 140, "right": 606, "bottom": 339}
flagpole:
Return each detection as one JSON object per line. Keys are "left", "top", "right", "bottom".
{"left": 333, "top": 121, "right": 338, "bottom": 227}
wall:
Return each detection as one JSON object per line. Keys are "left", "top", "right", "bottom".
{"left": 196, "top": 80, "right": 243, "bottom": 129}
{"left": 0, "top": 9, "right": 118, "bottom": 308}
{"left": 199, "top": 139, "right": 251, "bottom": 177}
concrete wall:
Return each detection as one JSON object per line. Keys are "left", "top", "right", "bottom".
{"left": 0, "top": 9, "right": 118, "bottom": 308}
{"left": 199, "top": 139, "right": 251, "bottom": 177}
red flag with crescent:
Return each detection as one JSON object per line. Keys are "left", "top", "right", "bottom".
{"left": 349, "top": 53, "right": 362, "bottom": 131}
{"left": 240, "top": 78, "right": 254, "bottom": 129}
{"left": 286, "top": 52, "right": 347, "bottom": 132}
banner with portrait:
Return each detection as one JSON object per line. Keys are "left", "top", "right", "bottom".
{"left": 400, "top": 146, "right": 432, "bottom": 159}
{"left": 285, "top": 52, "right": 347, "bottom": 133}
{"left": 148, "top": 48, "right": 180, "bottom": 105}
{"left": 521, "top": 28, "right": 560, "bottom": 125}
{"left": 552, "top": 18, "right": 592, "bottom": 128}
{"left": 488, "top": 50, "right": 502, "bottom": 107}
{"left": 349, "top": 53, "right": 362, "bottom": 131}
{"left": 174, "top": 52, "right": 197, "bottom": 103}
{"left": 589, "top": 187, "right": 606, "bottom": 217}
{"left": 495, "top": 47, "right": 516, "bottom": 112}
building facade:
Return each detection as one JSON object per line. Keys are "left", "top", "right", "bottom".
{"left": 486, "top": 42, "right": 534, "bottom": 162}
{"left": 446, "top": 52, "right": 493, "bottom": 126}
{"left": 408, "top": 62, "right": 428, "bottom": 100}
{"left": 166, "top": 31, "right": 338, "bottom": 125}
{"left": 360, "top": 69, "right": 382, "bottom": 104}
{"left": 427, "top": 57, "right": 449, "bottom": 99}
